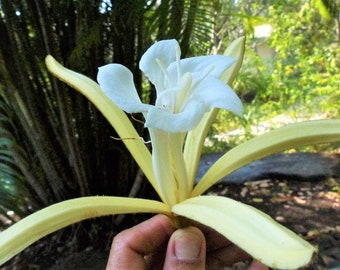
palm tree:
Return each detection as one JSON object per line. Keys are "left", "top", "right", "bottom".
{"left": 0, "top": 0, "right": 220, "bottom": 266}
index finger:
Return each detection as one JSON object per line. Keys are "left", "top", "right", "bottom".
{"left": 106, "top": 214, "right": 175, "bottom": 270}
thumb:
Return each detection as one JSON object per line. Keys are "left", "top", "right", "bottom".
{"left": 163, "top": 226, "right": 206, "bottom": 270}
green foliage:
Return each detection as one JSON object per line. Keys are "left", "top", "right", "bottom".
{"left": 205, "top": 0, "right": 339, "bottom": 153}
{"left": 312, "top": 0, "right": 340, "bottom": 20}
{"left": 266, "top": 1, "right": 339, "bottom": 112}
{"left": 0, "top": 95, "right": 31, "bottom": 226}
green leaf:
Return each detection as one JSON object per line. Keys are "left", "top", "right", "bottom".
{"left": 173, "top": 195, "right": 315, "bottom": 269}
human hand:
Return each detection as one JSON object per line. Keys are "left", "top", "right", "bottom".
{"left": 106, "top": 214, "right": 268, "bottom": 270}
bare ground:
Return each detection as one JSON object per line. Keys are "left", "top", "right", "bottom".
{"left": 1, "top": 153, "right": 340, "bottom": 270}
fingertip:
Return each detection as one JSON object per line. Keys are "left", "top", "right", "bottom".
{"left": 173, "top": 227, "right": 204, "bottom": 261}
{"left": 164, "top": 227, "right": 206, "bottom": 270}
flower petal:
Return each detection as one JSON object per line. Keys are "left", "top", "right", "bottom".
{"left": 139, "top": 39, "right": 180, "bottom": 89}
{"left": 168, "top": 55, "right": 235, "bottom": 80}
{"left": 97, "top": 64, "right": 151, "bottom": 113}
{"left": 191, "top": 75, "right": 243, "bottom": 116}
{"left": 45, "top": 56, "right": 157, "bottom": 194}
{"left": 183, "top": 37, "right": 246, "bottom": 190}
{"left": 192, "top": 119, "right": 340, "bottom": 197}
{"left": 0, "top": 196, "right": 170, "bottom": 264}
{"left": 145, "top": 99, "right": 206, "bottom": 132}
{"left": 220, "top": 36, "right": 246, "bottom": 83}
{"left": 173, "top": 196, "right": 315, "bottom": 269}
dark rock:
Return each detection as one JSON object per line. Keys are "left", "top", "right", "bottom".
{"left": 197, "top": 152, "right": 340, "bottom": 185}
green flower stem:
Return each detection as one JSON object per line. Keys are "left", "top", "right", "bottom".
{"left": 0, "top": 197, "right": 169, "bottom": 265}
{"left": 192, "top": 119, "right": 340, "bottom": 197}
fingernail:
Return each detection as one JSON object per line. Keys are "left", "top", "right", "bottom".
{"left": 173, "top": 228, "right": 203, "bottom": 261}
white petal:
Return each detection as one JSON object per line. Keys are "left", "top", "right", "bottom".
{"left": 168, "top": 55, "right": 235, "bottom": 79}
{"left": 97, "top": 64, "right": 151, "bottom": 113}
{"left": 191, "top": 75, "right": 243, "bottom": 116}
{"left": 145, "top": 99, "right": 206, "bottom": 132}
{"left": 173, "top": 196, "right": 315, "bottom": 269}
{"left": 139, "top": 39, "right": 180, "bottom": 88}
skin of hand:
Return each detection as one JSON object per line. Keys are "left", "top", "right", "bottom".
{"left": 106, "top": 214, "right": 269, "bottom": 270}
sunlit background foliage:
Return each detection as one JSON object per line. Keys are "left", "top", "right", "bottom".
{"left": 0, "top": 0, "right": 339, "bottom": 265}
{"left": 207, "top": 0, "right": 339, "bottom": 152}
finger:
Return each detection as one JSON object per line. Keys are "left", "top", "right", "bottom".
{"left": 106, "top": 214, "right": 175, "bottom": 270}
{"left": 248, "top": 260, "right": 269, "bottom": 270}
{"left": 206, "top": 244, "right": 251, "bottom": 270}
{"left": 163, "top": 226, "right": 206, "bottom": 270}
{"left": 191, "top": 220, "right": 253, "bottom": 268}
{"left": 199, "top": 223, "right": 231, "bottom": 251}
{"left": 189, "top": 218, "right": 232, "bottom": 251}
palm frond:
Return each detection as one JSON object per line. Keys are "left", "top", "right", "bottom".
{"left": 0, "top": 97, "right": 33, "bottom": 229}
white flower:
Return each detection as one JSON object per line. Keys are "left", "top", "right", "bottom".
{"left": 97, "top": 39, "right": 243, "bottom": 206}
{"left": 97, "top": 39, "right": 242, "bottom": 132}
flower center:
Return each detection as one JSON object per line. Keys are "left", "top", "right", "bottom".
{"left": 174, "top": 72, "right": 192, "bottom": 113}
{"left": 155, "top": 56, "right": 194, "bottom": 114}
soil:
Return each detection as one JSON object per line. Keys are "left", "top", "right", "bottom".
{"left": 207, "top": 177, "right": 340, "bottom": 270}
{"left": 1, "top": 153, "right": 340, "bottom": 270}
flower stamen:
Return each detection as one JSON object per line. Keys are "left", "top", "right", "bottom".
{"left": 155, "top": 58, "right": 171, "bottom": 89}
{"left": 110, "top": 136, "right": 151, "bottom": 144}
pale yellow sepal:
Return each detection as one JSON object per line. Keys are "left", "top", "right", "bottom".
{"left": 172, "top": 195, "right": 315, "bottom": 269}
{"left": 45, "top": 56, "right": 161, "bottom": 198}
{"left": 220, "top": 36, "right": 246, "bottom": 84}
{"left": 148, "top": 129, "right": 188, "bottom": 206}
{"left": 192, "top": 119, "right": 340, "bottom": 196}
{"left": 0, "top": 196, "right": 170, "bottom": 265}
{"left": 183, "top": 37, "right": 246, "bottom": 188}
